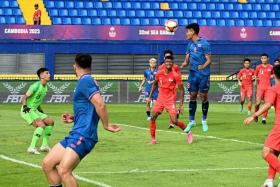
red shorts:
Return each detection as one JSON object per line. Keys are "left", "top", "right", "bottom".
{"left": 264, "top": 125, "right": 280, "bottom": 151}
{"left": 240, "top": 86, "right": 252, "bottom": 98}
{"left": 153, "top": 99, "right": 177, "bottom": 116}
{"left": 256, "top": 88, "right": 268, "bottom": 100}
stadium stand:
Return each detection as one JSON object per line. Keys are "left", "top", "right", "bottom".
{"left": 0, "top": 0, "right": 24, "bottom": 24}
{"left": 43, "top": 0, "right": 280, "bottom": 26}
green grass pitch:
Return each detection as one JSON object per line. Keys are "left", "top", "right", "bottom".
{"left": 0, "top": 104, "right": 276, "bottom": 187}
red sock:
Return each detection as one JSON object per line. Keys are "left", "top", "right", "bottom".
{"left": 176, "top": 121, "right": 186, "bottom": 130}
{"left": 262, "top": 111, "right": 268, "bottom": 118}
{"left": 265, "top": 153, "right": 280, "bottom": 173}
{"left": 150, "top": 120, "right": 156, "bottom": 139}
{"left": 268, "top": 165, "right": 276, "bottom": 179}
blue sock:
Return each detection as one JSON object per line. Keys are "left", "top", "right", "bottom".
{"left": 202, "top": 101, "right": 209, "bottom": 120}
{"left": 189, "top": 100, "right": 197, "bottom": 121}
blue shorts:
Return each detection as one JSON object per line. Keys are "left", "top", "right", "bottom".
{"left": 144, "top": 89, "right": 158, "bottom": 101}
{"left": 60, "top": 134, "right": 97, "bottom": 160}
{"left": 188, "top": 72, "right": 210, "bottom": 93}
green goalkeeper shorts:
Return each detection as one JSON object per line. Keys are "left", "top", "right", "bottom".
{"left": 20, "top": 107, "right": 47, "bottom": 125}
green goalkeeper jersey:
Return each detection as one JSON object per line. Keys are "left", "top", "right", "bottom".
{"left": 26, "top": 81, "right": 48, "bottom": 109}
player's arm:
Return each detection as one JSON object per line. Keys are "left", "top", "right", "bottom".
{"left": 198, "top": 54, "right": 212, "bottom": 70}
{"left": 181, "top": 54, "right": 190, "bottom": 69}
{"left": 177, "top": 83, "right": 185, "bottom": 114}
{"left": 21, "top": 90, "right": 33, "bottom": 113}
{"left": 90, "top": 93, "right": 121, "bottom": 132}
{"left": 148, "top": 79, "right": 158, "bottom": 100}
{"left": 139, "top": 78, "right": 146, "bottom": 92}
{"left": 244, "top": 103, "right": 272, "bottom": 125}
{"left": 237, "top": 72, "right": 242, "bottom": 86}
{"left": 37, "top": 105, "right": 44, "bottom": 113}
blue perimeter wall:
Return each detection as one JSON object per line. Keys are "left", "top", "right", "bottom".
{"left": 0, "top": 40, "right": 280, "bottom": 79}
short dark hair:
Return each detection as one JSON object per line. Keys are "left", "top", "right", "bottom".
{"left": 243, "top": 58, "right": 251, "bottom": 63}
{"left": 274, "top": 59, "right": 280, "bottom": 63}
{"left": 75, "top": 54, "right": 92, "bottom": 69}
{"left": 273, "top": 65, "right": 280, "bottom": 79}
{"left": 261, "top": 53, "right": 269, "bottom": 58}
{"left": 36, "top": 68, "right": 48, "bottom": 78}
{"left": 186, "top": 23, "right": 200, "bottom": 34}
{"left": 34, "top": 4, "right": 38, "bottom": 7}
{"left": 163, "top": 49, "right": 173, "bottom": 56}
{"left": 164, "top": 55, "right": 174, "bottom": 61}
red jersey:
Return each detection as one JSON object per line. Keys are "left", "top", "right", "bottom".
{"left": 237, "top": 68, "right": 254, "bottom": 87}
{"left": 33, "top": 9, "right": 41, "bottom": 21}
{"left": 265, "top": 84, "right": 280, "bottom": 125}
{"left": 155, "top": 70, "right": 182, "bottom": 101}
{"left": 255, "top": 64, "right": 273, "bottom": 89}
{"left": 158, "top": 64, "right": 181, "bottom": 75}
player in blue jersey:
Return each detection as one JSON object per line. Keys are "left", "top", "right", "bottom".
{"left": 42, "top": 54, "right": 121, "bottom": 187}
{"left": 180, "top": 23, "right": 212, "bottom": 133}
{"left": 139, "top": 58, "right": 158, "bottom": 120}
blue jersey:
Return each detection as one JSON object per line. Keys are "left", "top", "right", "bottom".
{"left": 186, "top": 38, "right": 211, "bottom": 76}
{"left": 70, "top": 74, "right": 100, "bottom": 142}
{"left": 144, "top": 68, "right": 157, "bottom": 92}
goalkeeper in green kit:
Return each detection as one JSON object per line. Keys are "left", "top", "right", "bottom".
{"left": 20, "top": 68, "right": 54, "bottom": 155}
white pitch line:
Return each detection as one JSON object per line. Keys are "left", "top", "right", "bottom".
{"left": 76, "top": 167, "right": 267, "bottom": 174}
{"left": 0, "top": 154, "right": 112, "bottom": 187}
{"left": 116, "top": 123, "right": 263, "bottom": 146}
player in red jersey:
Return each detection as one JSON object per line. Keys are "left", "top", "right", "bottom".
{"left": 244, "top": 65, "right": 280, "bottom": 187}
{"left": 237, "top": 58, "right": 255, "bottom": 115}
{"left": 148, "top": 56, "right": 192, "bottom": 144}
{"left": 254, "top": 53, "right": 274, "bottom": 124}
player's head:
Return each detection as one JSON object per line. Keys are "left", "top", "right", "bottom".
{"left": 261, "top": 53, "right": 269, "bottom": 64}
{"left": 186, "top": 23, "right": 200, "bottom": 40}
{"left": 164, "top": 55, "right": 174, "bottom": 70}
{"left": 149, "top": 58, "right": 157, "bottom": 68}
{"left": 36, "top": 68, "right": 50, "bottom": 81}
{"left": 273, "top": 65, "right": 280, "bottom": 81}
{"left": 74, "top": 54, "right": 92, "bottom": 74}
{"left": 34, "top": 4, "right": 38, "bottom": 9}
{"left": 274, "top": 59, "right": 280, "bottom": 66}
{"left": 163, "top": 49, "right": 173, "bottom": 58}
{"left": 243, "top": 58, "right": 251, "bottom": 68}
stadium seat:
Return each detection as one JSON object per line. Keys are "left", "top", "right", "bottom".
{"left": 69, "top": 9, "right": 78, "bottom": 17}
{"left": 150, "top": 18, "right": 159, "bottom": 25}
{"left": 4, "top": 9, "right": 12, "bottom": 15}
{"left": 92, "top": 18, "right": 101, "bottom": 25}
{"left": 234, "top": 4, "right": 243, "bottom": 11}
{"left": 13, "top": 9, "right": 21, "bottom": 16}
{"left": 122, "top": 2, "right": 131, "bottom": 9}
{"left": 59, "top": 9, "right": 68, "bottom": 17}
{"left": 193, "top": 11, "right": 202, "bottom": 18}
{"left": 155, "top": 10, "right": 164, "bottom": 17}
{"left": 198, "top": 3, "right": 207, "bottom": 10}
{"left": 50, "top": 9, "right": 58, "bottom": 17}
{"left": 243, "top": 4, "right": 252, "bottom": 11}
{"left": 273, "top": 20, "right": 280, "bottom": 27}
{"left": 271, "top": 4, "right": 279, "bottom": 11}
{"left": 136, "top": 10, "right": 145, "bottom": 17}
{"left": 254, "top": 20, "right": 263, "bottom": 27}
{"left": 231, "top": 12, "right": 239, "bottom": 19}
{"left": 55, "top": 1, "right": 64, "bottom": 9}
{"left": 146, "top": 10, "right": 155, "bottom": 18}
{"left": 216, "top": 4, "right": 225, "bottom": 10}
{"left": 263, "top": 20, "right": 272, "bottom": 27}
{"left": 131, "top": 18, "right": 140, "bottom": 25}
{"left": 217, "top": 19, "right": 226, "bottom": 26}
{"left": 75, "top": 1, "right": 83, "bottom": 9}
{"left": 170, "top": 3, "right": 179, "bottom": 9}
{"left": 0, "top": 9, "right": 3, "bottom": 15}
{"left": 184, "top": 11, "right": 192, "bottom": 17}
{"left": 16, "top": 17, "right": 24, "bottom": 24}
{"left": 249, "top": 12, "right": 257, "bottom": 19}
{"left": 113, "top": 2, "right": 122, "bottom": 9}
{"left": 188, "top": 3, "right": 197, "bottom": 9}
{"left": 127, "top": 10, "right": 136, "bottom": 17}
{"left": 141, "top": 18, "right": 149, "bottom": 25}
{"left": 82, "top": 18, "right": 91, "bottom": 25}
{"left": 245, "top": 20, "right": 254, "bottom": 26}
{"left": 151, "top": 2, "right": 160, "bottom": 9}
{"left": 65, "top": 1, "right": 74, "bottom": 9}
{"left": 84, "top": 2, "right": 93, "bottom": 9}
{"left": 117, "top": 10, "right": 126, "bottom": 17}
{"left": 202, "top": 11, "right": 211, "bottom": 18}
{"left": 102, "top": 18, "right": 111, "bottom": 25}
{"left": 78, "top": 9, "right": 87, "bottom": 17}
{"left": 179, "top": 3, "right": 188, "bottom": 9}
{"left": 0, "top": 16, "right": 5, "bottom": 24}
{"left": 178, "top": 19, "right": 189, "bottom": 26}
{"left": 52, "top": 17, "right": 62, "bottom": 24}
{"left": 132, "top": 2, "right": 141, "bottom": 9}
{"left": 174, "top": 11, "right": 183, "bottom": 18}
{"left": 10, "top": 1, "right": 18, "bottom": 8}
{"left": 262, "top": 4, "right": 270, "bottom": 11}
{"left": 198, "top": 19, "right": 207, "bottom": 26}
{"left": 94, "top": 2, "right": 102, "bottom": 8}
{"left": 212, "top": 12, "right": 220, "bottom": 18}
{"left": 6, "top": 17, "right": 15, "bottom": 24}
{"left": 267, "top": 12, "right": 276, "bottom": 19}
{"left": 120, "top": 18, "right": 130, "bottom": 25}
{"left": 225, "top": 4, "right": 234, "bottom": 10}
{"left": 45, "top": 1, "right": 54, "bottom": 8}
{"left": 0, "top": 1, "right": 9, "bottom": 7}
{"left": 258, "top": 12, "right": 266, "bottom": 19}
{"left": 62, "top": 17, "right": 71, "bottom": 24}
{"left": 97, "top": 10, "right": 106, "bottom": 17}
{"left": 112, "top": 18, "right": 120, "bottom": 25}
{"left": 240, "top": 12, "right": 249, "bottom": 19}
{"left": 207, "top": 19, "right": 216, "bottom": 26}
{"left": 103, "top": 2, "right": 113, "bottom": 9}
{"left": 88, "top": 10, "right": 97, "bottom": 17}
{"left": 236, "top": 20, "right": 245, "bottom": 26}
{"left": 226, "top": 19, "right": 235, "bottom": 26}
{"left": 142, "top": 2, "right": 151, "bottom": 9}
{"left": 207, "top": 3, "right": 216, "bottom": 10}
{"left": 72, "top": 17, "right": 81, "bottom": 25}
{"left": 253, "top": 4, "right": 261, "bottom": 11}
{"left": 165, "top": 11, "right": 174, "bottom": 17}
{"left": 108, "top": 10, "right": 117, "bottom": 17}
